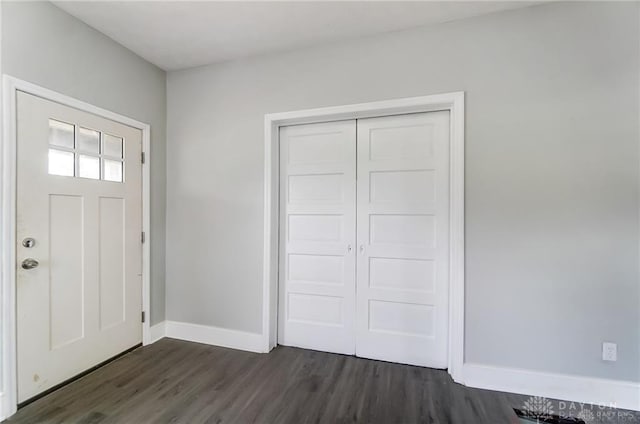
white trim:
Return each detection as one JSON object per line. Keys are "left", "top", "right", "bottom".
{"left": 0, "top": 75, "right": 152, "bottom": 419}
{"left": 165, "top": 321, "right": 264, "bottom": 353}
{"left": 262, "top": 92, "right": 466, "bottom": 382}
{"left": 0, "top": 2, "right": 4, "bottom": 419}
{"left": 141, "top": 119, "right": 152, "bottom": 347}
{"left": 464, "top": 363, "right": 640, "bottom": 412}
{"left": 0, "top": 392, "right": 5, "bottom": 423}
{"left": 1, "top": 75, "right": 18, "bottom": 421}
{"left": 149, "top": 321, "right": 166, "bottom": 344}
{"left": 637, "top": 5, "right": 640, "bottom": 400}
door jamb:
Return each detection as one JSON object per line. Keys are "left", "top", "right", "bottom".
{"left": 262, "top": 92, "right": 465, "bottom": 382}
{"left": 0, "top": 75, "right": 152, "bottom": 419}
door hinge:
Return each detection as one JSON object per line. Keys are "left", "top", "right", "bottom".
{"left": 141, "top": 311, "right": 146, "bottom": 323}
{"left": 141, "top": 231, "right": 146, "bottom": 243}
{"left": 141, "top": 152, "right": 146, "bottom": 164}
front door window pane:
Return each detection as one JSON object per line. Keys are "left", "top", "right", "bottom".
{"left": 48, "top": 149, "right": 75, "bottom": 176}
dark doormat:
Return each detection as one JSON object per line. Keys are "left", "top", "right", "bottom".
{"left": 514, "top": 408, "right": 587, "bottom": 424}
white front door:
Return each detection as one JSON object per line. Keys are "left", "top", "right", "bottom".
{"left": 278, "top": 120, "right": 357, "bottom": 355}
{"left": 277, "top": 111, "right": 450, "bottom": 368}
{"left": 355, "top": 112, "right": 450, "bottom": 368}
{"left": 16, "top": 91, "right": 143, "bottom": 402}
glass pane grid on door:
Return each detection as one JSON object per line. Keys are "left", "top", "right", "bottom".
{"left": 47, "top": 118, "right": 124, "bottom": 182}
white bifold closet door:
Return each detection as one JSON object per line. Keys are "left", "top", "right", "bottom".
{"left": 278, "top": 120, "right": 357, "bottom": 355}
{"left": 278, "top": 111, "right": 450, "bottom": 368}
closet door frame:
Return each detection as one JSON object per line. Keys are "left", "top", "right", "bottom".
{"left": 262, "top": 92, "right": 465, "bottom": 383}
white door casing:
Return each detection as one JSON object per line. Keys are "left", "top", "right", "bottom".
{"left": 355, "top": 112, "right": 450, "bottom": 367}
{"left": 265, "top": 93, "right": 464, "bottom": 382}
{"left": 16, "top": 91, "right": 143, "bottom": 402}
{"left": 278, "top": 120, "right": 357, "bottom": 355}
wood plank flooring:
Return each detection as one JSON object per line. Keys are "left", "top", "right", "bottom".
{"left": 4, "top": 338, "right": 639, "bottom": 424}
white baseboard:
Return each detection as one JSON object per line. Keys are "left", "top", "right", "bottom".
{"left": 0, "top": 391, "right": 12, "bottom": 422}
{"left": 463, "top": 363, "right": 640, "bottom": 412}
{"left": 149, "top": 322, "right": 166, "bottom": 344}
{"left": 164, "top": 320, "right": 265, "bottom": 353}
{"left": 0, "top": 391, "right": 5, "bottom": 422}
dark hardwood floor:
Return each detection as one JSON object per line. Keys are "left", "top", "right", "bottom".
{"left": 4, "top": 338, "right": 639, "bottom": 424}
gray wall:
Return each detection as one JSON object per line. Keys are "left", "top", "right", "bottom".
{"left": 3, "top": 1, "right": 167, "bottom": 324}
{"left": 167, "top": 1, "right": 639, "bottom": 382}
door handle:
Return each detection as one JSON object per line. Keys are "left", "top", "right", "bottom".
{"left": 22, "top": 237, "right": 36, "bottom": 248}
{"left": 21, "top": 258, "right": 39, "bottom": 270}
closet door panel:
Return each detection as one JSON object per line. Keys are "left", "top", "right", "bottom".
{"left": 278, "top": 120, "right": 357, "bottom": 355}
{"left": 356, "top": 112, "right": 450, "bottom": 368}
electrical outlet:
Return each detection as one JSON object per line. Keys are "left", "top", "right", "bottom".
{"left": 602, "top": 342, "right": 617, "bottom": 362}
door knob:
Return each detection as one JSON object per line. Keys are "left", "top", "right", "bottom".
{"left": 21, "top": 258, "right": 39, "bottom": 270}
{"left": 22, "top": 237, "right": 36, "bottom": 248}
